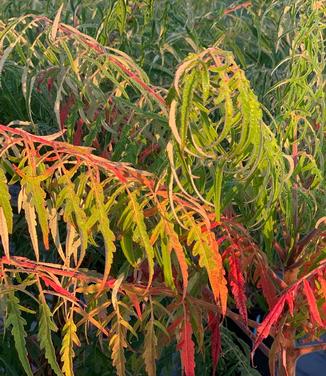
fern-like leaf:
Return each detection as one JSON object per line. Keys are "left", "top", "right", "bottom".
{"left": 142, "top": 319, "right": 158, "bottom": 376}
{"left": 38, "top": 302, "right": 63, "bottom": 376}
{"left": 60, "top": 317, "right": 80, "bottom": 376}
{"left": 109, "top": 321, "right": 127, "bottom": 376}
{"left": 5, "top": 292, "right": 33, "bottom": 376}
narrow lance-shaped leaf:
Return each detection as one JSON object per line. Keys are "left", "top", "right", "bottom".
{"left": 208, "top": 312, "right": 221, "bottom": 375}
{"left": 40, "top": 275, "right": 78, "bottom": 302}
{"left": 0, "top": 207, "right": 9, "bottom": 258}
{"left": 38, "top": 302, "right": 63, "bottom": 376}
{"left": 303, "top": 279, "right": 324, "bottom": 327}
{"left": 127, "top": 191, "right": 154, "bottom": 287}
{"left": 51, "top": 3, "right": 64, "bottom": 41}
{"left": 180, "top": 69, "right": 197, "bottom": 148}
{"left": 110, "top": 275, "right": 127, "bottom": 376}
{"left": 22, "top": 175, "right": 49, "bottom": 250}
{"left": 177, "top": 311, "right": 195, "bottom": 376}
{"left": 109, "top": 320, "right": 127, "bottom": 376}
{"left": 142, "top": 317, "right": 158, "bottom": 376}
{"left": 93, "top": 181, "right": 116, "bottom": 289}
{"left": 5, "top": 292, "right": 33, "bottom": 376}
{"left": 0, "top": 168, "right": 13, "bottom": 258}
{"left": 60, "top": 317, "right": 80, "bottom": 376}
{"left": 20, "top": 186, "right": 40, "bottom": 261}
{"left": 229, "top": 250, "right": 248, "bottom": 324}
{"left": 252, "top": 293, "right": 287, "bottom": 358}
{"left": 158, "top": 203, "right": 188, "bottom": 299}
{"left": 186, "top": 215, "right": 227, "bottom": 314}
{"left": 58, "top": 176, "right": 88, "bottom": 263}
{"left": 0, "top": 168, "right": 13, "bottom": 232}
{"left": 256, "top": 263, "right": 277, "bottom": 309}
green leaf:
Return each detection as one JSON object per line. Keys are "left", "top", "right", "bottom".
{"left": 93, "top": 182, "right": 116, "bottom": 286}
{"left": 5, "top": 293, "right": 33, "bottom": 376}
{"left": 22, "top": 175, "right": 49, "bottom": 250}
{"left": 38, "top": 302, "right": 63, "bottom": 376}
{"left": 180, "top": 69, "right": 197, "bottom": 148}
{"left": 127, "top": 191, "right": 154, "bottom": 286}
{"left": 116, "top": 0, "right": 127, "bottom": 35}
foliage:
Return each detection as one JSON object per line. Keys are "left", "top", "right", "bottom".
{"left": 0, "top": 1, "right": 325, "bottom": 376}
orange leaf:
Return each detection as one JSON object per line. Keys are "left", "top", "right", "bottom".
{"left": 165, "top": 221, "right": 188, "bottom": 299}
{"left": 207, "top": 233, "right": 228, "bottom": 315}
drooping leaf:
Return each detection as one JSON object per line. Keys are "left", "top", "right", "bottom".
{"left": 109, "top": 322, "right": 127, "bottom": 376}
{"left": 92, "top": 181, "right": 116, "bottom": 288}
{"left": 0, "top": 168, "right": 13, "bottom": 233}
{"left": 303, "top": 279, "right": 324, "bottom": 327}
{"left": 127, "top": 191, "right": 154, "bottom": 287}
{"left": 60, "top": 317, "right": 80, "bottom": 376}
{"left": 142, "top": 318, "right": 158, "bottom": 376}
{"left": 208, "top": 312, "right": 221, "bottom": 375}
{"left": 177, "top": 312, "right": 195, "bottom": 376}
{"left": 256, "top": 263, "right": 277, "bottom": 309}
{"left": 51, "top": 4, "right": 64, "bottom": 41}
{"left": 187, "top": 219, "right": 227, "bottom": 314}
{"left": 229, "top": 250, "right": 248, "bottom": 324}
{"left": 20, "top": 186, "right": 40, "bottom": 260}
{"left": 38, "top": 302, "right": 63, "bottom": 376}
{"left": 0, "top": 207, "right": 9, "bottom": 258}
{"left": 22, "top": 174, "right": 49, "bottom": 250}
{"left": 160, "top": 206, "right": 189, "bottom": 298}
{"left": 252, "top": 293, "right": 287, "bottom": 357}
{"left": 5, "top": 292, "right": 33, "bottom": 376}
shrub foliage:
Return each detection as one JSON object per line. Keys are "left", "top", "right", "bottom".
{"left": 0, "top": 1, "right": 325, "bottom": 375}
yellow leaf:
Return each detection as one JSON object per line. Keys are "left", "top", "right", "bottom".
{"left": 51, "top": 4, "right": 64, "bottom": 41}
{"left": 0, "top": 207, "right": 9, "bottom": 258}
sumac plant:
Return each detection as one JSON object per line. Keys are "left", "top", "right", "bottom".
{"left": 0, "top": 1, "right": 325, "bottom": 376}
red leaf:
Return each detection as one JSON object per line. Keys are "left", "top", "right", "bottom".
{"left": 286, "top": 290, "right": 295, "bottom": 317}
{"left": 303, "top": 279, "right": 324, "bottom": 327}
{"left": 47, "top": 78, "right": 54, "bottom": 92}
{"left": 208, "top": 312, "right": 221, "bottom": 375}
{"left": 177, "top": 314, "right": 195, "bottom": 376}
{"left": 73, "top": 118, "right": 84, "bottom": 146}
{"left": 167, "top": 315, "right": 183, "bottom": 336}
{"left": 59, "top": 96, "right": 75, "bottom": 130}
{"left": 127, "top": 292, "right": 142, "bottom": 320}
{"left": 139, "top": 143, "right": 160, "bottom": 163}
{"left": 224, "top": 1, "right": 252, "bottom": 15}
{"left": 252, "top": 293, "right": 287, "bottom": 358}
{"left": 229, "top": 250, "right": 248, "bottom": 324}
{"left": 40, "top": 275, "right": 77, "bottom": 302}
{"left": 257, "top": 264, "right": 277, "bottom": 309}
